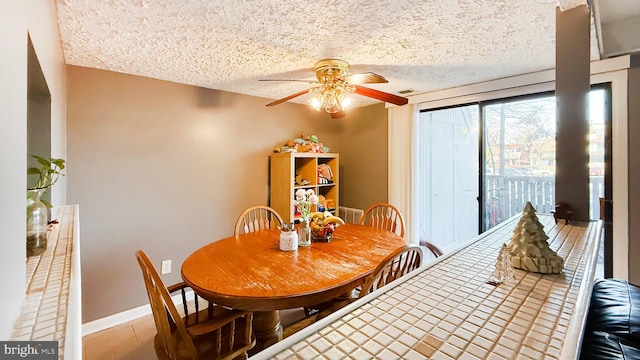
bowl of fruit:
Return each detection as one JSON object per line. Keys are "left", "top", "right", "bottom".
{"left": 309, "top": 211, "right": 345, "bottom": 242}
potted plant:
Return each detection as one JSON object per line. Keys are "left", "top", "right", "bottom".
{"left": 26, "top": 155, "right": 65, "bottom": 257}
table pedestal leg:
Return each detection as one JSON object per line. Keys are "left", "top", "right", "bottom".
{"left": 249, "top": 310, "right": 283, "bottom": 355}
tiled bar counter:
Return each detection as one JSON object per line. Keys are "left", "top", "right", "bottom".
{"left": 10, "top": 205, "right": 81, "bottom": 359}
{"left": 252, "top": 214, "right": 602, "bottom": 360}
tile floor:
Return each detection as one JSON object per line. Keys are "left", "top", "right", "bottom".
{"left": 83, "top": 315, "right": 157, "bottom": 360}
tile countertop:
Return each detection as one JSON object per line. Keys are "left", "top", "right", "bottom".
{"left": 251, "top": 214, "right": 602, "bottom": 360}
{"left": 11, "top": 205, "right": 82, "bottom": 360}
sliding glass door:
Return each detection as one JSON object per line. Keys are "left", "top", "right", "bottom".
{"left": 418, "top": 87, "right": 610, "bottom": 253}
{"left": 482, "top": 94, "right": 556, "bottom": 231}
{"left": 417, "top": 105, "right": 479, "bottom": 253}
{"left": 588, "top": 88, "right": 607, "bottom": 221}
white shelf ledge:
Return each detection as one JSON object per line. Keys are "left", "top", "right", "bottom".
{"left": 11, "top": 205, "right": 81, "bottom": 360}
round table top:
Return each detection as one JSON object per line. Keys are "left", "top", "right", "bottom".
{"left": 181, "top": 224, "right": 406, "bottom": 311}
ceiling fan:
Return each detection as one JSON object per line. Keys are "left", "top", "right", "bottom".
{"left": 260, "top": 59, "right": 409, "bottom": 118}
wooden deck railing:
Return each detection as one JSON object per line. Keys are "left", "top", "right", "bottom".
{"left": 485, "top": 175, "right": 604, "bottom": 229}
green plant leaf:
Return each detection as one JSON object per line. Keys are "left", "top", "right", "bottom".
{"left": 51, "top": 158, "right": 65, "bottom": 169}
{"left": 27, "top": 154, "right": 65, "bottom": 190}
{"left": 40, "top": 198, "right": 52, "bottom": 208}
{"left": 32, "top": 155, "right": 50, "bottom": 166}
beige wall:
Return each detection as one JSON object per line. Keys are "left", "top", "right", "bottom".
{"left": 0, "top": 0, "right": 67, "bottom": 339}
{"left": 66, "top": 66, "right": 349, "bottom": 322}
{"left": 337, "top": 103, "right": 388, "bottom": 210}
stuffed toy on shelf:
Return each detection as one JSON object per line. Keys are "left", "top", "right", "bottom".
{"left": 273, "top": 132, "right": 331, "bottom": 153}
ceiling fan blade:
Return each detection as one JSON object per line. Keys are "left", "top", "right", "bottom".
{"left": 342, "top": 72, "right": 388, "bottom": 84}
{"left": 330, "top": 110, "right": 346, "bottom": 119}
{"left": 265, "top": 88, "right": 313, "bottom": 107}
{"left": 353, "top": 85, "right": 409, "bottom": 106}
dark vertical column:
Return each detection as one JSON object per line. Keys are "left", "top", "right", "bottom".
{"left": 555, "top": 5, "right": 591, "bottom": 221}
{"left": 628, "top": 54, "right": 640, "bottom": 284}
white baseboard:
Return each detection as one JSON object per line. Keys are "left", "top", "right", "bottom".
{"left": 82, "top": 289, "right": 194, "bottom": 336}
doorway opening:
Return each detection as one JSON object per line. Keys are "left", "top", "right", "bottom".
{"left": 27, "top": 33, "right": 52, "bottom": 204}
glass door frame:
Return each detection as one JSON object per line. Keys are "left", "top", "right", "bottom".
{"left": 478, "top": 91, "right": 556, "bottom": 233}
{"left": 597, "top": 83, "right": 613, "bottom": 277}
{"left": 418, "top": 85, "right": 613, "bottom": 238}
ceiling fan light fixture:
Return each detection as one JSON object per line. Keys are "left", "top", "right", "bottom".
{"left": 308, "top": 86, "right": 351, "bottom": 114}
{"left": 322, "top": 91, "right": 342, "bottom": 114}
{"left": 338, "top": 94, "right": 353, "bottom": 110}
{"left": 308, "top": 95, "right": 323, "bottom": 111}
{"left": 262, "top": 58, "right": 408, "bottom": 116}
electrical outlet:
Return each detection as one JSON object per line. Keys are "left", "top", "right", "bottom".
{"left": 161, "top": 259, "right": 172, "bottom": 275}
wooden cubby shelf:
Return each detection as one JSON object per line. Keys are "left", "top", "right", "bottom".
{"left": 270, "top": 152, "right": 339, "bottom": 224}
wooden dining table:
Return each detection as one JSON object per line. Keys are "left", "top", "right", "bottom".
{"left": 181, "top": 223, "right": 406, "bottom": 353}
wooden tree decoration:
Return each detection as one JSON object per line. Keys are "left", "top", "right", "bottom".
{"left": 506, "top": 201, "right": 564, "bottom": 274}
{"left": 487, "top": 244, "right": 517, "bottom": 286}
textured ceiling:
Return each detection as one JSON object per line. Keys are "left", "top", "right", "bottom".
{"left": 55, "top": 0, "right": 600, "bottom": 108}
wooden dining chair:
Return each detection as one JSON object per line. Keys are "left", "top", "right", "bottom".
{"left": 360, "top": 202, "right": 405, "bottom": 238}
{"left": 419, "top": 239, "right": 444, "bottom": 258}
{"left": 359, "top": 246, "right": 423, "bottom": 297}
{"left": 313, "top": 203, "right": 405, "bottom": 317}
{"left": 313, "top": 246, "right": 423, "bottom": 322}
{"left": 234, "top": 205, "right": 284, "bottom": 237}
{"left": 135, "top": 250, "right": 255, "bottom": 360}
